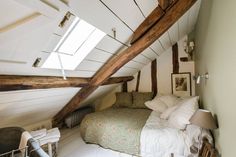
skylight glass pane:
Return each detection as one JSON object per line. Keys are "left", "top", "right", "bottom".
{"left": 56, "top": 19, "right": 95, "bottom": 55}
{"left": 42, "top": 16, "right": 106, "bottom": 71}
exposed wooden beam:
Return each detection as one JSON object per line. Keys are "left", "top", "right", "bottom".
{"left": 53, "top": 85, "right": 98, "bottom": 126}
{"left": 53, "top": 0, "right": 197, "bottom": 125}
{"left": 122, "top": 82, "right": 128, "bottom": 92}
{"left": 130, "top": 6, "right": 165, "bottom": 44}
{"left": 158, "top": 0, "right": 171, "bottom": 10}
{"left": 0, "top": 75, "right": 133, "bottom": 91}
{"left": 172, "top": 43, "right": 179, "bottom": 73}
{"left": 151, "top": 59, "right": 158, "bottom": 97}
{"left": 135, "top": 71, "right": 141, "bottom": 92}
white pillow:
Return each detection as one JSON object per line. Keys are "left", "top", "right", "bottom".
{"left": 168, "top": 97, "right": 199, "bottom": 130}
{"left": 158, "top": 95, "right": 180, "bottom": 107}
{"left": 160, "top": 105, "right": 179, "bottom": 120}
{"left": 145, "top": 95, "right": 168, "bottom": 113}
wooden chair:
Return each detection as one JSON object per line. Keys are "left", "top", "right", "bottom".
{"left": 199, "top": 138, "right": 218, "bottom": 157}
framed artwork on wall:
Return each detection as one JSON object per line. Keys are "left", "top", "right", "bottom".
{"left": 171, "top": 72, "right": 192, "bottom": 97}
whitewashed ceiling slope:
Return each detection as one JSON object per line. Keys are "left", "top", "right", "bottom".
{"left": 0, "top": 0, "right": 201, "bottom": 128}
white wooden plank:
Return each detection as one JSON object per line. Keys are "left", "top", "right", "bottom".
{"left": 0, "top": 0, "right": 34, "bottom": 28}
{"left": 150, "top": 40, "right": 165, "bottom": 55}
{"left": 168, "top": 22, "right": 179, "bottom": 44}
{"left": 73, "top": 70, "right": 95, "bottom": 77}
{"left": 0, "top": 15, "right": 52, "bottom": 44}
{"left": 85, "top": 49, "right": 113, "bottom": 63}
{"left": 101, "top": 0, "right": 144, "bottom": 30}
{"left": 134, "top": 0, "right": 157, "bottom": 17}
{"left": 42, "top": 34, "right": 61, "bottom": 53}
{"left": 178, "top": 9, "right": 190, "bottom": 40}
{"left": 69, "top": 0, "right": 133, "bottom": 43}
{"left": 125, "top": 60, "right": 144, "bottom": 70}
{"left": 188, "top": 0, "right": 202, "bottom": 33}
{"left": 133, "top": 54, "right": 150, "bottom": 64}
{"left": 158, "top": 32, "right": 172, "bottom": 50}
{"left": 76, "top": 60, "right": 103, "bottom": 72}
{"left": 113, "top": 67, "right": 138, "bottom": 77}
{"left": 142, "top": 48, "right": 158, "bottom": 60}
{"left": 15, "top": 0, "right": 59, "bottom": 18}
{"left": 0, "top": 88, "right": 79, "bottom": 104}
{"left": 96, "top": 35, "right": 125, "bottom": 54}
{"left": 0, "top": 94, "right": 76, "bottom": 116}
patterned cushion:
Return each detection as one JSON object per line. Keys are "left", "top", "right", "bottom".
{"left": 132, "top": 92, "right": 154, "bottom": 109}
{"left": 114, "top": 92, "right": 132, "bottom": 108}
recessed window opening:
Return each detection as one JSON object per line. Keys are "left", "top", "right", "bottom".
{"left": 42, "top": 16, "right": 106, "bottom": 70}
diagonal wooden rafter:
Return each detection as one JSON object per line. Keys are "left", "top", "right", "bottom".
{"left": 0, "top": 75, "right": 133, "bottom": 91}
{"left": 53, "top": 0, "right": 198, "bottom": 125}
{"left": 130, "top": 6, "right": 165, "bottom": 44}
{"left": 158, "top": 0, "right": 172, "bottom": 10}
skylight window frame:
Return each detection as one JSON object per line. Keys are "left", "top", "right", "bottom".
{"left": 41, "top": 17, "right": 106, "bottom": 71}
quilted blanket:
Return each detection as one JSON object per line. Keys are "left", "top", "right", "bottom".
{"left": 80, "top": 108, "right": 151, "bottom": 155}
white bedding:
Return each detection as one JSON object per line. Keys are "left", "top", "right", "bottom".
{"left": 140, "top": 111, "right": 212, "bottom": 157}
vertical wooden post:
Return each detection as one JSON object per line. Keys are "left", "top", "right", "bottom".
{"left": 122, "top": 82, "right": 128, "bottom": 92}
{"left": 135, "top": 71, "right": 141, "bottom": 92}
{"left": 172, "top": 43, "right": 179, "bottom": 73}
{"left": 151, "top": 59, "right": 158, "bottom": 97}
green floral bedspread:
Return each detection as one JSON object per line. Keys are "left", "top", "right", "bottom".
{"left": 80, "top": 108, "right": 151, "bottom": 155}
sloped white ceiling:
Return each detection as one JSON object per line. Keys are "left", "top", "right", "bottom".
{"left": 0, "top": 0, "right": 201, "bottom": 128}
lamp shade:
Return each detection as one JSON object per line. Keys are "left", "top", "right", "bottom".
{"left": 190, "top": 109, "right": 217, "bottom": 129}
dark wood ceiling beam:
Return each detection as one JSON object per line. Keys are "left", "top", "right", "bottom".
{"left": 158, "top": 0, "right": 171, "bottom": 10}
{"left": 130, "top": 6, "right": 164, "bottom": 44}
{"left": 53, "top": 0, "right": 197, "bottom": 125}
{"left": 0, "top": 75, "right": 133, "bottom": 91}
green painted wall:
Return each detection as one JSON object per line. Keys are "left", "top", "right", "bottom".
{"left": 195, "top": 0, "right": 236, "bottom": 156}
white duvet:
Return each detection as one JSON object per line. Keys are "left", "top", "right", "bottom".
{"left": 140, "top": 111, "right": 212, "bottom": 157}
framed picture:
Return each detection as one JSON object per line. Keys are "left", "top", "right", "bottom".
{"left": 171, "top": 72, "right": 192, "bottom": 97}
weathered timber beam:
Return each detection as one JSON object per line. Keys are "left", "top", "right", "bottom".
{"left": 53, "top": 0, "right": 197, "bottom": 125}
{"left": 158, "top": 0, "right": 171, "bottom": 10}
{"left": 0, "top": 75, "right": 133, "bottom": 91}
{"left": 130, "top": 6, "right": 164, "bottom": 44}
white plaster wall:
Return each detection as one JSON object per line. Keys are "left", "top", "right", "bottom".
{"left": 128, "top": 36, "right": 195, "bottom": 95}
{"left": 96, "top": 36, "right": 196, "bottom": 110}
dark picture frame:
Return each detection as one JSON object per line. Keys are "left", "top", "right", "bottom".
{"left": 171, "top": 72, "right": 192, "bottom": 97}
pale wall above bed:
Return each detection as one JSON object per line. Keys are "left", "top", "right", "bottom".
{"left": 128, "top": 36, "right": 196, "bottom": 95}
{"left": 96, "top": 36, "right": 196, "bottom": 110}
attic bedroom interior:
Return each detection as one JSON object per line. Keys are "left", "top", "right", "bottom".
{"left": 0, "top": 0, "right": 235, "bottom": 157}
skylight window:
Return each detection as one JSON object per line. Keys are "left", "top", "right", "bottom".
{"left": 42, "top": 16, "right": 106, "bottom": 70}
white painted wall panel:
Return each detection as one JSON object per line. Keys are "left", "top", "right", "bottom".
{"left": 101, "top": 0, "right": 144, "bottom": 30}
{"left": 69, "top": 0, "right": 133, "bottom": 44}
{"left": 134, "top": 0, "right": 157, "bottom": 17}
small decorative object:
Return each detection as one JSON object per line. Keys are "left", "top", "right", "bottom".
{"left": 182, "top": 39, "right": 195, "bottom": 61}
{"left": 171, "top": 72, "right": 191, "bottom": 97}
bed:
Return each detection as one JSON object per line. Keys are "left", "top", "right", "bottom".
{"left": 80, "top": 93, "right": 212, "bottom": 157}
{"left": 80, "top": 108, "right": 151, "bottom": 155}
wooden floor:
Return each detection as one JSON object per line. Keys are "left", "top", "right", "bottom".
{"left": 58, "top": 126, "right": 135, "bottom": 157}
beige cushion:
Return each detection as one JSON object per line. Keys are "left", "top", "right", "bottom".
{"left": 114, "top": 92, "right": 132, "bottom": 108}
{"left": 132, "top": 92, "right": 154, "bottom": 109}
{"left": 145, "top": 95, "right": 168, "bottom": 113}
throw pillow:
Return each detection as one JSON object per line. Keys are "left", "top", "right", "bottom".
{"left": 113, "top": 92, "right": 132, "bottom": 108}
{"left": 132, "top": 92, "right": 154, "bottom": 109}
